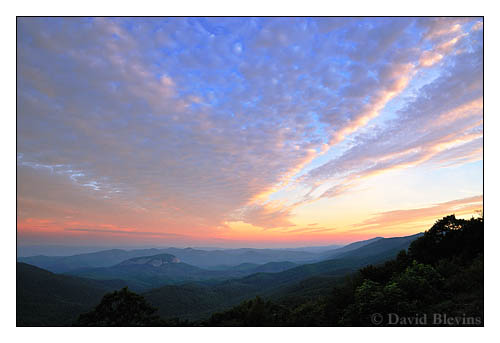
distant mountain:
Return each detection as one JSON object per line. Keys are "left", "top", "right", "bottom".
{"left": 67, "top": 254, "right": 300, "bottom": 291}
{"left": 318, "top": 237, "right": 383, "bottom": 260}
{"left": 22, "top": 237, "right": 419, "bottom": 273}
{"left": 333, "top": 233, "right": 424, "bottom": 260}
{"left": 206, "top": 263, "right": 261, "bottom": 271}
{"left": 17, "top": 248, "right": 175, "bottom": 273}
{"left": 251, "top": 261, "right": 297, "bottom": 273}
{"left": 143, "top": 254, "right": 388, "bottom": 320}
{"left": 117, "top": 253, "right": 180, "bottom": 266}
{"left": 17, "top": 245, "right": 122, "bottom": 257}
{"left": 17, "top": 262, "right": 127, "bottom": 326}
{"left": 276, "top": 244, "right": 343, "bottom": 253}
{"left": 18, "top": 232, "right": 424, "bottom": 324}
{"left": 144, "top": 233, "right": 422, "bottom": 320}
{"left": 67, "top": 254, "right": 210, "bottom": 291}
{"left": 159, "top": 247, "right": 317, "bottom": 267}
{"left": 18, "top": 247, "right": 319, "bottom": 272}
{"left": 207, "top": 261, "right": 297, "bottom": 274}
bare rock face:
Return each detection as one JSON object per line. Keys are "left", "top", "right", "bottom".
{"left": 118, "top": 254, "right": 180, "bottom": 267}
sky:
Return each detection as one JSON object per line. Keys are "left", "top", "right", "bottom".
{"left": 17, "top": 17, "right": 483, "bottom": 250}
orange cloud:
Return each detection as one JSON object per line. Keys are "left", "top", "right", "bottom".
{"left": 419, "top": 51, "right": 443, "bottom": 67}
{"left": 349, "top": 195, "right": 483, "bottom": 233}
{"left": 228, "top": 200, "right": 297, "bottom": 229}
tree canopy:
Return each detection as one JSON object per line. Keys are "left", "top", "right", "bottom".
{"left": 75, "top": 287, "right": 165, "bottom": 326}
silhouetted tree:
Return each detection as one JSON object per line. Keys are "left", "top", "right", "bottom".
{"left": 206, "top": 296, "right": 290, "bottom": 326}
{"left": 409, "top": 215, "right": 483, "bottom": 265}
{"left": 75, "top": 287, "right": 165, "bottom": 326}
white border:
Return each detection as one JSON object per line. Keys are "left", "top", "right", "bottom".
{"left": 3, "top": 1, "right": 498, "bottom": 342}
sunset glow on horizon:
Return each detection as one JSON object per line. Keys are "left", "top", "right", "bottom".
{"left": 17, "top": 17, "right": 483, "bottom": 250}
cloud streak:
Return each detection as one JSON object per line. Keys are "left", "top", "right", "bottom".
{"left": 64, "top": 227, "right": 183, "bottom": 237}
{"left": 17, "top": 17, "right": 483, "bottom": 244}
{"left": 299, "top": 24, "right": 482, "bottom": 203}
{"left": 349, "top": 195, "right": 483, "bottom": 233}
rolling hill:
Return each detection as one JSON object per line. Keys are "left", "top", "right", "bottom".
{"left": 67, "top": 254, "right": 301, "bottom": 291}
{"left": 318, "top": 237, "right": 383, "bottom": 259}
{"left": 143, "top": 232, "right": 423, "bottom": 320}
{"left": 333, "top": 233, "right": 423, "bottom": 259}
{"left": 17, "top": 262, "right": 127, "bottom": 326}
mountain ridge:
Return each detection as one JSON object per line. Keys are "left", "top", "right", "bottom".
{"left": 18, "top": 231, "right": 424, "bottom": 324}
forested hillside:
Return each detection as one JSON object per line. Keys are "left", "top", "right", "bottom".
{"left": 204, "top": 215, "right": 483, "bottom": 326}
{"left": 17, "top": 263, "right": 127, "bottom": 326}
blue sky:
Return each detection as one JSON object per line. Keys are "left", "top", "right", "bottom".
{"left": 17, "top": 17, "right": 483, "bottom": 247}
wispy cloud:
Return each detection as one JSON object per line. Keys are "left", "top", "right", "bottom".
{"left": 17, "top": 17, "right": 483, "bottom": 244}
{"left": 299, "top": 25, "right": 482, "bottom": 203}
{"left": 349, "top": 195, "right": 483, "bottom": 233}
{"left": 64, "top": 227, "right": 183, "bottom": 237}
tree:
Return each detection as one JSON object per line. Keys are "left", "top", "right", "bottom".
{"left": 409, "top": 215, "right": 483, "bottom": 265}
{"left": 75, "top": 287, "right": 164, "bottom": 326}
